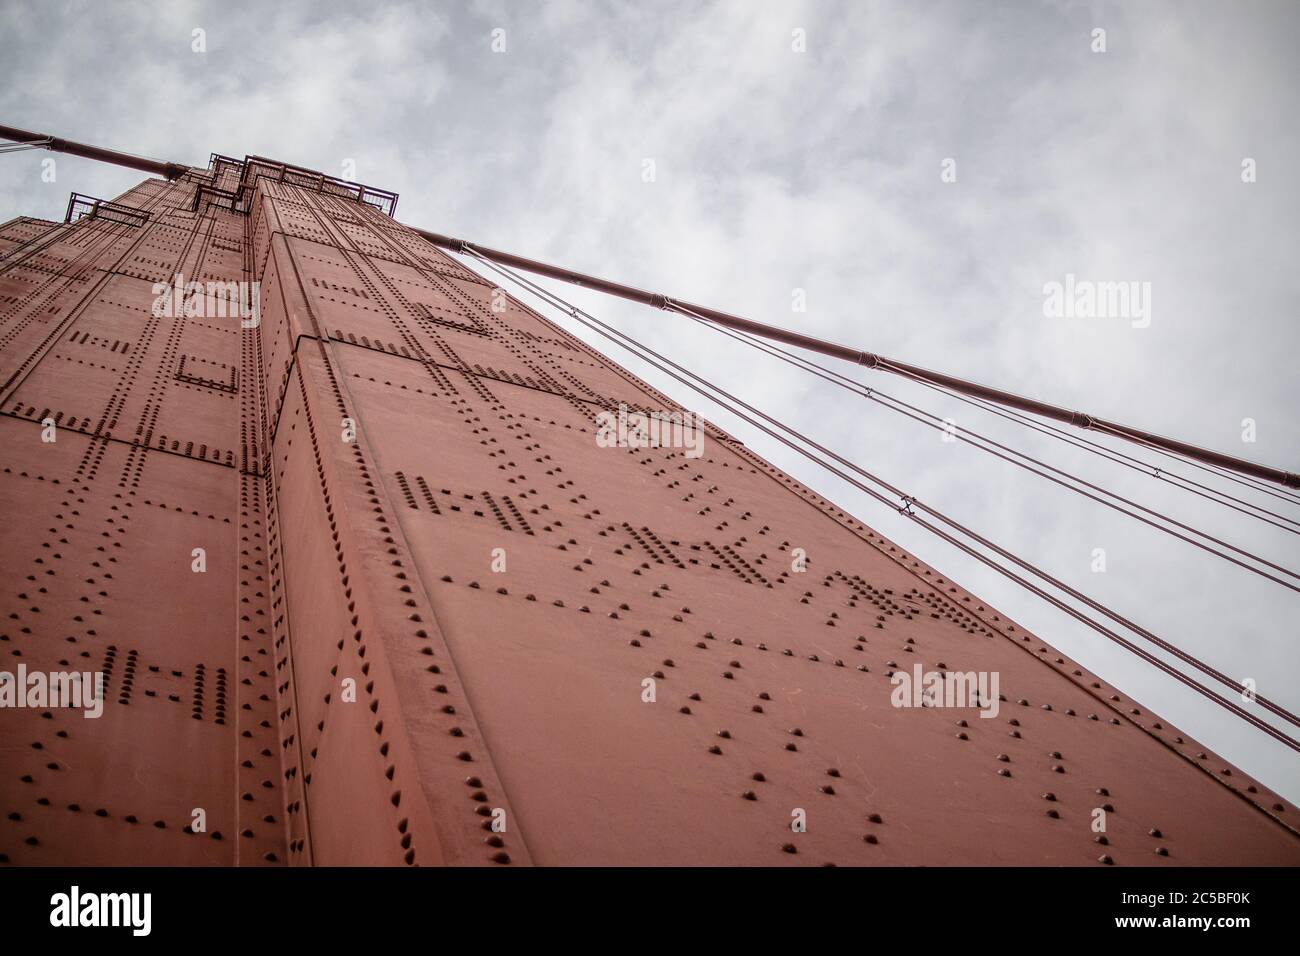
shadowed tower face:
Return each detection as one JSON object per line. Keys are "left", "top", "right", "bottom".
{"left": 0, "top": 158, "right": 1296, "bottom": 867}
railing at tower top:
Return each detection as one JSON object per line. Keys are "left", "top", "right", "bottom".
{"left": 0, "top": 124, "right": 399, "bottom": 219}
{"left": 62, "top": 192, "right": 150, "bottom": 227}
{"left": 188, "top": 153, "right": 399, "bottom": 218}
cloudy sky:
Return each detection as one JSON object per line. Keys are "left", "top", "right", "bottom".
{"left": 2, "top": 0, "right": 1297, "bottom": 800}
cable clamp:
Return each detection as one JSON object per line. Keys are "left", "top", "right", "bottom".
{"left": 898, "top": 496, "right": 916, "bottom": 516}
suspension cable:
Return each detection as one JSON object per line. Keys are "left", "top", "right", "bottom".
{"left": 872, "top": 358, "right": 1300, "bottom": 511}
{"left": 706, "top": 319, "right": 1300, "bottom": 533}
{"left": 0, "top": 138, "right": 53, "bottom": 154}
{"left": 464, "top": 248, "right": 1300, "bottom": 750}
{"left": 901, "top": 371, "right": 1300, "bottom": 523}
{"left": 677, "top": 313, "right": 1300, "bottom": 576}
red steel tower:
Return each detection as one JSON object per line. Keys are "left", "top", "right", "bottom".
{"left": 1, "top": 154, "right": 1296, "bottom": 866}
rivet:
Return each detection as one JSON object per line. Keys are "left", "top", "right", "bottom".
{"left": 866, "top": 813, "right": 883, "bottom": 824}
{"left": 863, "top": 834, "right": 878, "bottom": 844}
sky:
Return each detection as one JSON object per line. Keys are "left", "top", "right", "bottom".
{"left": 2, "top": 0, "right": 1297, "bottom": 800}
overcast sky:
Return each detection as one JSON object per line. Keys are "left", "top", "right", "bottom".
{"left": 2, "top": 0, "right": 1297, "bottom": 801}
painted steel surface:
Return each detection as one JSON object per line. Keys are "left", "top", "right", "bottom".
{"left": 1, "top": 161, "right": 1296, "bottom": 866}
